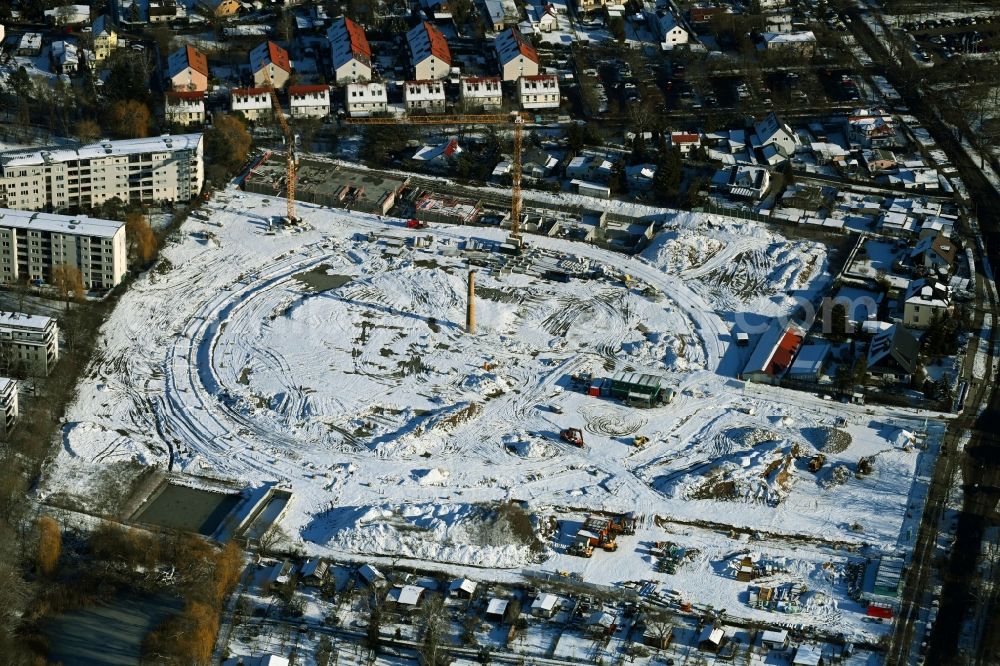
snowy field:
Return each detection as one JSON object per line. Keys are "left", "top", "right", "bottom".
{"left": 43, "top": 187, "right": 947, "bottom": 640}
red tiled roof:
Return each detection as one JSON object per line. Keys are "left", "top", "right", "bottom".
{"left": 289, "top": 84, "right": 330, "bottom": 95}
{"left": 423, "top": 22, "right": 452, "bottom": 65}
{"left": 768, "top": 330, "right": 803, "bottom": 375}
{"left": 232, "top": 87, "right": 271, "bottom": 96}
{"left": 671, "top": 133, "right": 700, "bottom": 143}
{"left": 267, "top": 40, "right": 291, "bottom": 72}
{"left": 343, "top": 16, "right": 371, "bottom": 60}
{"left": 166, "top": 90, "right": 205, "bottom": 101}
{"left": 508, "top": 28, "right": 538, "bottom": 64}
{"left": 185, "top": 44, "right": 209, "bottom": 77}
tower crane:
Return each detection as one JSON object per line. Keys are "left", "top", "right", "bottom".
{"left": 345, "top": 112, "right": 525, "bottom": 242}
{"left": 266, "top": 83, "right": 299, "bottom": 224}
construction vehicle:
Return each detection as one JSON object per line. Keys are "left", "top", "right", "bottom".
{"left": 345, "top": 113, "right": 526, "bottom": 245}
{"left": 265, "top": 83, "right": 299, "bottom": 224}
{"left": 560, "top": 427, "right": 584, "bottom": 447}
{"left": 601, "top": 538, "right": 618, "bottom": 552}
{"left": 569, "top": 542, "right": 594, "bottom": 557}
{"left": 610, "top": 512, "right": 637, "bottom": 536}
{"left": 405, "top": 218, "right": 427, "bottom": 229}
{"left": 808, "top": 454, "right": 826, "bottom": 473}
{"left": 633, "top": 435, "right": 649, "bottom": 448}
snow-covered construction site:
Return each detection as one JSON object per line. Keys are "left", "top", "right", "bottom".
{"left": 43, "top": 188, "right": 947, "bottom": 646}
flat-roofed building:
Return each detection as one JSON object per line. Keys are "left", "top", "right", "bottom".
{"left": 0, "top": 209, "right": 126, "bottom": 289}
{"left": 0, "top": 134, "right": 204, "bottom": 212}
{"left": 0, "top": 311, "right": 59, "bottom": 376}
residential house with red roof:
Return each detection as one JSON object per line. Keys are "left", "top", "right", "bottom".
{"left": 165, "top": 91, "right": 206, "bottom": 127}
{"left": 518, "top": 74, "right": 559, "bottom": 109}
{"left": 327, "top": 16, "right": 372, "bottom": 83}
{"left": 495, "top": 28, "right": 539, "bottom": 81}
{"left": 406, "top": 22, "right": 451, "bottom": 81}
{"left": 250, "top": 41, "right": 292, "bottom": 89}
{"left": 289, "top": 85, "right": 331, "bottom": 119}
{"left": 167, "top": 44, "right": 210, "bottom": 92}
{"left": 740, "top": 322, "right": 805, "bottom": 384}
{"left": 404, "top": 80, "right": 447, "bottom": 114}
{"left": 231, "top": 88, "right": 274, "bottom": 122}
{"left": 460, "top": 76, "right": 503, "bottom": 111}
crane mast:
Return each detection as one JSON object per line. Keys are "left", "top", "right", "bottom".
{"left": 267, "top": 83, "right": 297, "bottom": 223}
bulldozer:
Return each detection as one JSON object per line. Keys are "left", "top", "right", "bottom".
{"left": 601, "top": 537, "right": 618, "bottom": 552}
{"left": 560, "top": 428, "right": 584, "bottom": 447}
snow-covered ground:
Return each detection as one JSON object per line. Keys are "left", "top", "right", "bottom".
{"left": 44, "top": 187, "right": 946, "bottom": 640}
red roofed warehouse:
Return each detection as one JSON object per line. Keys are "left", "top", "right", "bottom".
{"left": 740, "top": 322, "right": 805, "bottom": 384}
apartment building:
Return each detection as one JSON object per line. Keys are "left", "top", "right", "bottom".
{"left": 407, "top": 21, "right": 451, "bottom": 81}
{"left": 345, "top": 82, "right": 388, "bottom": 117}
{"left": 231, "top": 88, "right": 273, "bottom": 122}
{"left": 289, "top": 85, "right": 331, "bottom": 119}
{"left": 0, "top": 311, "right": 59, "bottom": 376}
{"left": 460, "top": 77, "right": 503, "bottom": 111}
{"left": 165, "top": 91, "right": 207, "bottom": 127}
{"left": 518, "top": 74, "right": 560, "bottom": 109}
{"left": 404, "top": 80, "right": 446, "bottom": 114}
{"left": 0, "top": 208, "right": 126, "bottom": 289}
{"left": 328, "top": 16, "right": 372, "bottom": 83}
{"left": 0, "top": 378, "right": 17, "bottom": 439}
{"left": 0, "top": 134, "right": 204, "bottom": 212}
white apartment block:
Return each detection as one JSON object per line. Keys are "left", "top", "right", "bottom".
{"left": 404, "top": 80, "right": 446, "bottom": 114}
{"left": 460, "top": 77, "right": 503, "bottom": 111}
{"left": 289, "top": 85, "right": 331, "bottom": 119}
{"left": 345, "top": 82, "right": 388, "bottom": 117}
{"left": 0, "top": 378, "right": 17, "bottom": 439}
{"left": 0, "top": 134, "right": 204, "bottom": 212}
{"left": 165, "top": 91, "right": 206, "bottom": 127}
{"left": 0, "top": 208, "right": 126, "bottom": 289}
{"left": 231, "top": 88, "right": 274, "bottom": 123}
{"left": 0, "top": 312, "right": 59, "bottom": 376}
{"left": 518, "top": 75, "right": 560, "bottom": 109}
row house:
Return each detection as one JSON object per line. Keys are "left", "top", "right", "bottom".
{"left": 231, "top": 88, "right": 273, "bottom": 122}
{"left": 345, "top": 82, "right": 388, "bottom": 117}
{"left": 460, "top": 77, "right": 503, "bottom": 111}
{"left": 404, "top": 80, "right": 446, "bottom": 113}
{"left": 289, "top": 85, "right": 331, "bottom": 119}
{"left": 166, "top": 91, "right": 206, "bottom": 127}
{"left": 518, "top": 74, "right": 559, "bottom": 109}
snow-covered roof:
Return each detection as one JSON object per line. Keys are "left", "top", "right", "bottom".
{"left": 0, "top": 208, "right": 124, "bottom": 240}
{"left": 396, "top": 584, "right": 424, "bottom": 606}
{"left": 698, "top": 626, "right": 724, "bottom": 645}
{"left": 787, "top": 343, "right": 830, "bottom": 377}
{"left": 792, "top": 645, "right": 822, "bottom": 665}
{"left": 531, "top": 593, "right": 559, "bottom": 612}
{"left": 761, "top": 629, "right": 787, "bottom": 645}
{"left": 762, "top": 30, "right": 816, "bottom": 46}
{"left": 407, "top": 21, "right": 451, "bottom": 66}
{"left": 449, "top": 577, "right": 477, "bottom": 595}
{"left": 413, "top": 138, "right": 462, "bottom": 161}
{"left": 358, "top": 563, "right": 384, "bottom": 582}
{"left": 300, "top": 557, "right": 328, "bottom": 578}
{"left": 486, "top": 598, "right": 508, "bottom": 616}
{"left": 0, "top": 134, "right": 202, "bottom": 168}
{"left": 0, "top": 311, "right": 56, "bottom": 332}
